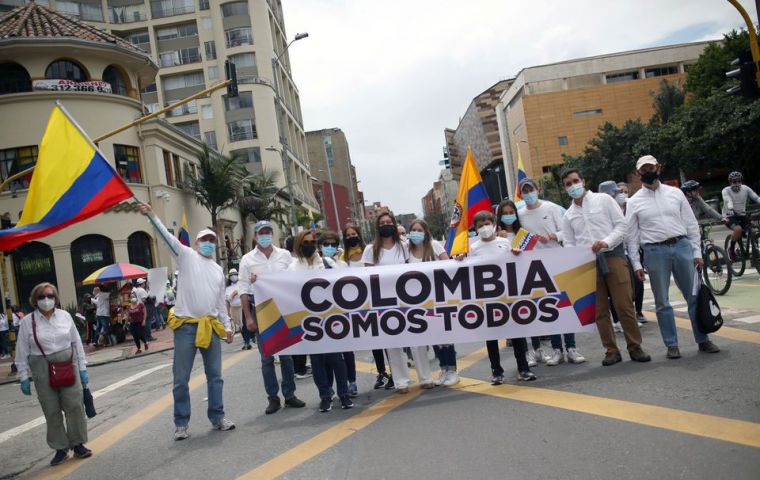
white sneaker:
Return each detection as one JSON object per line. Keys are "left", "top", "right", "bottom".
{"left": 212, "top": 418, "right": 236, "bottom": 431}
{"left": 566, "top": 348, "right": 586, "bottom": 364}
{"left": 534, "top": 347, "right": 551, "bottom": 363}
{"left": 546, "top": 348, "right": 564, "bottom": 366}
{"left": 174, "top": 425, "right": 190, "bottom": 441}
{"left": 434, "top": 368, "right": 449, "bottom": 386}
{"left": 443, "top": 370, "right": 460, "bottom": 386}
{"left": 613, "top": 323, "right": 623, "bottom": 333}
{"left": 526, "top": 350, "right": 537, "bottom": 367}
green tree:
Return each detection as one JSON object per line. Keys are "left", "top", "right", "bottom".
{"left": 685, "top": 29, "right": 756, "bottom": 99}
{"left": 424, "top": 211, "right": 448, "bottom": 240}
{"left": 237, "top": 170, "right": 289, "bottom": 248}
{"left": 296, "top": 208, "right": 324, "bottom": 230}
{"left": 650, "top": 79, "right": 685, "bottom": 127}
{"left": 537, "top": 164, "right": 568, "bottom": 206}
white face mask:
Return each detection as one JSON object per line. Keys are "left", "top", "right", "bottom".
{"left": 477, "top": 224, "right": 495, "bottom": 239}
{"left": 38, "top": 298, "right": 55, "bottom": 312}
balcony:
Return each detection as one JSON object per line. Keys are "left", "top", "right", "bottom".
{"left": 109, "top": 8, "right": 147, "bottom": 24}
{"left": 225, "top": 28, "right": 253, "bottom": 48}
{"left": 159, "top": 50, "right": 202, "bottom": 67}
{"left": 150, "top": 2, "right": 194, "bottom": 18}
{"left": 166, "top": 100, "right": 197, "bottom": 117}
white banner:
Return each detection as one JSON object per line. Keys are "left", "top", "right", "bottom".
{"left": 32, "top": 79, "right": 112, "bottom": 93}
{"left": 147, "top": 267, "right": 168, "bottom": 301}
{"left": 252, "top": 247, "right": 599, "bottom": 356}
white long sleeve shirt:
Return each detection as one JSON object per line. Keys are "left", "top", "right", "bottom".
{"left": 15, "top": 309, "right": 87, "bottom": 381}
{"left": 93, "top": 293, "right": 110, "bottom": 316}
{"left": 288, "top": 255, "right": 326, "bottom": 271}
{"left": 562, "top": 191, "right": 626, "bottom": 251}
{"left": 722, "top": 185, "right": 760, "bottom": 215}
{"left": 148, "top": 213, "right": 230, "bottom": 331}
{"left": 626, "top": 183, "right": 701, "bottom": 271}
{"left": 237, "top": 245, "right": 294, "bottom": 296}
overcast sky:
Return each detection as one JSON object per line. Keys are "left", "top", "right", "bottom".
{"left": 285, "top": 0, "right": 745, "bottom": 215}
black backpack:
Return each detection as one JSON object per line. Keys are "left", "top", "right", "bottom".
{"left": 696, "top": 279, "right": 723, "bottom": 334}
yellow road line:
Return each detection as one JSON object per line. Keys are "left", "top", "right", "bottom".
{"left": 33, "top": 350, "right": 251, "bottom": 480}
{"left": 642, "top": 311, "right": 760, "bottom": 345}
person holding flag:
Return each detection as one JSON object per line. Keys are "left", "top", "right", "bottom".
{"left": 445, "top": 146, "right": 492, "bottom": 257}
{"left": 178, "top": 210, "right": 191, "bottom": 246}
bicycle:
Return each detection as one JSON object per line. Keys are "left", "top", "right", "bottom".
{"left": 724, "top": 211, "right": 760, "bottom": 277}
{"left": 700, "top": 222, "right": 731, "bottom": 295}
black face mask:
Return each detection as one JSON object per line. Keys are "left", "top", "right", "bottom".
{"left": 378, "top": 225, "right": 396, "bottom": 238}
{"left": 346, "top": 236, "right": 361, "bottom": 248}
{"left": 301, "top": 245, "right": 317, "bottom": 258}
{"left": 640, "top": 171, "right": 659, "bottom": 185}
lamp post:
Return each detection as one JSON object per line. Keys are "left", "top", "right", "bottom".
{"left": 317, "top": 147, "right": 342, "bottom": 240}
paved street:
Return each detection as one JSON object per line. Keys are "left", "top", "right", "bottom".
{"left": 1, "top": 273, "right": 759, "bottom": 480}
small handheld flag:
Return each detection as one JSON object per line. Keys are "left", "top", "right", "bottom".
{"left": 178, "top": 210, "right": 190, "bottom": 247}
{"left": 444, "top": 146, "right": 491, "bottom": 256}
{"left": 511, "top": 228, "right": 539, "bottom": 251}
{"left": 0, "top": 104, "right": 133, "bottom": 251}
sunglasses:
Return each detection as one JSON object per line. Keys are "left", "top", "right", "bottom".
{"left": 37, "top": 294, "right": 55, "bottom": 300}
{"left": 323, "top": 242, "right": 338, "bottom": 248}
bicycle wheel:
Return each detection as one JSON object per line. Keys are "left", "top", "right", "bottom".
{"left": 724, "top": 234, "right": 746, "bottom": 276}
{"left": 703, "top": 245, "right": 731, "bottom": 295}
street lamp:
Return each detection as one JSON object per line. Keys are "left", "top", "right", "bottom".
{"left": 317, "top": 146, "right": 342, "bottom": 239}
{"left": 266, "top": 145, "right": 298, "bottom": 235}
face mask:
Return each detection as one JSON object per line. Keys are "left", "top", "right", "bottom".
{"left": 257, "top": 234, "right": 273, "bottom": 248}
{"left": 230, "top": 275, "right": 238, "bottom": 282}
{"left": 501, "top": 214, "right": 517, "bottom": 225}
{"left": 322, "top": 246, "right": 337, "bottom": 258}
{"left": 38, "top": 298, "right": 55, "bottom": 312}
{"left": 731, "top": 184, "right": 741, "bottom": 193}
{"left": 477, "top": 224, "right": 495, "bottom": 239}
{"left": 408, "top": 231, "right": 425, "bottom": 245}
{"left": 640, "top": 171, "right": 659, "bottom": 185}
{"left": 199, "top": 241, "right": 215, "bottom": 257}
{"left": 130, "top": 298, "right": 137, "bottom": 304}
{"left": 566, "top": 183, "right": 585, "bottom": 199}
{"left": 301, "top": 245, "right": 317, "bottom": 258}
{"left": 616, "top": 193, "right": 627, "bottom": 204}
{"left": 468, "top": 230, "right": 477, "bottom": 238}
{"left": 523, "top": 192, "right": 539, "bottom": 205}
{"left": 379, "top": 225, "right": 395, "bottom": 238}
{"left": 346, "top": 236, "right": 361, "bottom": 248}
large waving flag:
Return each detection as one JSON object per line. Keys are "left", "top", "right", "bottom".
{"left": 0, "top": 105, "right": 133, "bottom": 251}
{"left": 513, "top": 144, "right": 528, "bottom": 207}
{"left": 308, "top": 209, "right": 317, "bottom": 236}
{"left": 445, "top": 146, "right": 491, "bottom": 256}
{"left": 178, "top": 209, "right": 190, "bottom": 246}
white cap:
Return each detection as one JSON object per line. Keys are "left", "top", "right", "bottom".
{"left": 635, "top": 155, "right": 658, "bottom": 171}
{"left": 136, "top": 278, "right": 146, "bottom": 285}
{"left": 228, "top": 268, "right": 238, "bottom": 275}
{"left": 196, "top": 228, "right": 217, "bottom": 240}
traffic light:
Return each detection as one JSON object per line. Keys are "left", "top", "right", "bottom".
{"left": 225, "top": 60, "right": 238, "bottom": 98}
{"left": 726, "top": 52, "right": 759, "bottom": 98}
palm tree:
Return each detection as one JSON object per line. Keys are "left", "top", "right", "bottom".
{"left": 237, "top": 170, "right": 289, "bottom": 248}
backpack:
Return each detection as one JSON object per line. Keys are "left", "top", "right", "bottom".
{"left": 695, "top": 274, "right": 723, "bottom": 334}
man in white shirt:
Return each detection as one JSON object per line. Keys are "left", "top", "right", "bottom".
{"left": 561, "top": 169, "right": 651, "bottom": 366}
{"left": 722, "top": 171, "right": 760, "bottom": 260}
{"left": 626, "top": 155, "right": 720, "bottom": 358}
{"left": 238, "top": 220, "right": 306, "bottom": 415}
{"left": 92, "top": 285, "right": 113, "bottom": 346}
{"left": 137, "top": 203, "right": 235, "bottom": 440}
{"left": 132, "top": 278, "right": 148, "bottom": 303}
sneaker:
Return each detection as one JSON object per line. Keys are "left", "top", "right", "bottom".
{"left": 384, "top": 376, "right": 395, "bottom": 390}
{"left": 566, "top": 348, "right": 585, "bottom": 364}
{"left": 546, "top": 349, "right": 565, "bottom": 366}
{"left": 174, "top": 425, "right": 190, "bottom": 441}
{"left": 265, "top": 397, "right": 281, "bottom": 415}
{"left": 284, "top": 396, "right": 306, "bottom": 408}
{"left": 340, "top": 396, "right": 354, "bottom": 409}
{"left": 526, "top": 350, "right": 537, "bottom": 367}
{"left": 374, "top": 372, "right": 388, "bottom": 389}
{"left": 490, "top": 374, "right": 504, "bottom": 385}
{"left": 241, "top": 344, "right": 249, "bottom": 351}
{"left": 534, "top": 347, "right": 550, "bottom": 363}
{"left": 348, "top": 382, "right": 358, "bottom": 398}
{"left": 212, "top": 418, "right": 235, "bottom": 431}
{"left": 637, "top": 321, "right": 644, "bottom": 327}
{"left": 294, "top": 371, "right": 312, "bottom": 379}
{"left": 698, "top": 341, "right": 720, "bottom": 353}
{"left": 246, "top": 344, "right": 253, "bottom": 350}
{"left": 666, "top": 346, "right": 681, "bottom": 359}
{"left": 421, "top": 382, "right": 435, "bottom": 389}
{"left": 442, "top": 370, "right": 460, "bottom": 386}
{"left": 517, "top": 370, "right": 537, "bottom": 381}
{"left": 629, "top": 347, "right": 651, "bottom": 362}
{"left": 319, "top": 398, "right": 332, "bottom": 412}
{"left": 50, "top": 449, "right": 68, "bottom": 466}
{"left": 434, "top": 368, "right": 449, "bottom": 386}
{"left": 636, "top": 313, "right": 647, "bottom": 324}
{"left": 602, "top": 351, "right": 622, "bottom": 366}
{"left": 613, "top": 323, "right": 623, "bottom": 333}
{"left": 396, "top": 386, "right": 409, "bottom": 394}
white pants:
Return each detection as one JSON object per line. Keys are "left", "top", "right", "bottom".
{"left": 387, "top": 346, "right": 432, "bottom": 388}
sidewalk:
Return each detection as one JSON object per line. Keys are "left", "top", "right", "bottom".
{"left": 0, "top": 326, "right": 175, "bottom": 385}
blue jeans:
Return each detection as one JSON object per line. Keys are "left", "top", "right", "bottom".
{"left": 173, "top": 323, "right": 224, "bottom": 427}
{"left": 437, "top": 345, "right": 457, "bottom": 369}
{"left": 550, "top": 333, "right": 575, "bottom": 350}
{"left": 256, "top": 339, "right": 296, "bottom": 400}
{"left": 312, "top": 353, "right": 348, "bottom": 399}
{"left": 342, "top": 352, "right": 356, "bottom": 383}
{"left": 96, "top": 316, "right": 112, "bottom": 345}
{"left": 643, "top": 237, "right": 708, "bottom": 347}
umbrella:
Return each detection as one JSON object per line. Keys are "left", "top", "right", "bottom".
{"left": 83, "top": 262, "right": 149, "bottom": 285}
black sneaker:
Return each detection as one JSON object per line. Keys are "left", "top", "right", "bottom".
{"left": 517, "top": 370, "right": 537, "bottom": 381}
{"left": 284, "top": 396, "right": 306, "bottom": 408}
{"left": 636, "top": 313, "right": 647, "bottom": 324}
{"left": 373, "top": 372, "right": 387, "bottom": 389}
{"left": 50, "top": 449, "right": 68, "bottom": 466}
{"left": 698, "top": 341, "right": 720, "bottom": 353}
{"left": 72, "top": 444, "right": 92, "bottom": 459}
{"left": 666, "top": 346, "right": 681, "bottom": 359}
{"left": 384, "top": 375, "right": 395, "bottom": 390}
{"left": 319, "top": 398, "right": 332, "bottom": 412}
{"left": 340, "top": 396, "right": 354, "bottom": 409}
{"left": 265, "top": 397, "right": 281, "bottom": 415}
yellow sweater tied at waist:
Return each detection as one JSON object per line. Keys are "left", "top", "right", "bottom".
{"left": 168, "top": 309, "right": 227, "bottom": 349}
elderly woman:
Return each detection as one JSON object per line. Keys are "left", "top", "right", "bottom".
{"left": 16, "top": 282, "right": 91, "bottom": 466}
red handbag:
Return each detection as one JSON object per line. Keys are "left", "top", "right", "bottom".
{"left": 32, "top": 313, "right": 76, "bottom": 389}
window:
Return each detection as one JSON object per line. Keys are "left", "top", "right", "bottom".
{"left": 204, "top": 41, "right": 216, "bottom": 60}
{"left": 159, "top": 47, "right": 201, "bottom": 67}
{"left": 103, "top": 65, "right": 128, "bottom": 95}
{"left": 225, "top": 27, "right": 252, "bottom": 47}
{"left": 204, "top": 131, "right": 218, "bottom": 150}
{"left": 227, "top": 119, "right": 256, "bottom": 141}
{"left": 142, "top": 82, "right": 157, "bottom": 93}
{"left": 156, "top": 23, "right": 198, "bottom": 40}
{"left": 222, "top": 1, "right": 248, "bottom": 17}
{"left": 12, "top": 242, "right": 58, "bottom": 313}
{"left": 128, "top": 232, "right": 154, "bottom": 269}
{"left": 166, "top": 99, "right": 197, "bottom": 116}
{"left": 0, "top": 63, "right": 32, "bottom": 94}
{"left": 558, "top": 136, "right": 568, "bottom": 146}
{"left": 201, "top": 15, "right": 212, "bottom": 29}
{"left": 57, "top": 1, "right": 104, "bottom": 21}
{"left": 224, "top": 91, "right": 253, "bottom": 110}
{"left": 176, "top": 121, "right": 201, "bottom": 140}
{"left": 45, "top": 60, "right": 88, "bottom": 82}
{"left": 573, "top": 108, "right": 603, "bottom": 117}
{"left": 233, "top": 147, "right": 261, "bottom": 165}
{"left": 145, "top": 102, "right": 160, "bottom": 113}
{"left": 110, "top": 4, "right": 147, "bottom": 23}
{"left": 186, "top": 162, "right": 198, "bottom": 179}
{"left": 0, "top": 146, "right": 38, "bottom": 189}
{"left": 208, "top": 66, "right": 219, "bottom": 80}
{"left": 162, "top": 71, "right": 204, "bottom": 90}
{"left": 605, "top": 71, "right": 639, "bottom": 83}
{"left": 150, "top": 0, "right": 194, "bottom": 18}
{"left": 70, "top": 235, "right": 113, "bottom": 303}
{"left": 124, "top": 30, "right": 150, "bottom": 45}
{"left": 201, "top": 104, "right": 213, "bottom": 119}
{"left": 199, "top": 0, "right": 209, "bottom": 10}
{"left": 230, "top": 52, "right": 255, "bottom": 68}
{"left": 163, "top": 150, "right": 174, "bottom": 186}
{"left": 114, "top": 144, "right": 142, "bottom": 183}
{"left": 645, "top": 65, "right": 678, "bottom": 78}
{"left": 172, "top": 153, "right": 183, "bottom": 186}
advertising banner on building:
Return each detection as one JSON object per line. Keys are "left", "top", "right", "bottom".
{"left": 32, "top": 79, "right": 112, "bottom": 93}
{"left": 252, "top": 247, "right": 598, "bottom": 356}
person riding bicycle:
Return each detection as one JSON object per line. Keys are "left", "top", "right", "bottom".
{"left": 722, "top": 171, "right": 760, "bottom": 258}
{"left": 681, "top": 180, "right": 724, "bottom": 222}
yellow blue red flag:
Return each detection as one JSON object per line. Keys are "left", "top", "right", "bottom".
{"left": 178, "top": 209, "right": 190, "bottom": 246}
{"left": 0, "top": 105, "right": 133, "bottom": 251}
{"left": 445, "top": 146, "right": 491, "bottom": 256}
{"left": 513, "top": 144, "right": 528, "bottom": 206}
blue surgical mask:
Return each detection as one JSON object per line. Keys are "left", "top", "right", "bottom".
{"left": 616, "top": 193, "right": 627, "bottom": 204}
{"left": 322, "top": 246, "right": 337, "bottom": 258}
{"left": 257, "top": 234, "right": 273, "bottom": 248}
{"left": 408, "top": 231, "right": 425, "bottom": 245}
{"left": 500, "top": 214, "right": 517, "bottom": 225}
{"left": 199, "top": 241, "right": 215, "bottom": 257}
{"left": 523, "top": 192, "right": 539, "bottom": 205}
{"left": 566, "top": 183, "right": 585, "bottom": 199}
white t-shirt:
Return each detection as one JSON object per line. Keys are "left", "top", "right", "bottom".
{"left": 470, "top": 236, "right": 513, "bottom": 257}
{"left": 361, "top": 242, "right": 409, "bottom": 266}
{"left": 132, "top": 286, "right": 148, "bottom": 302}
{"left": 225, "top": 282, "right": 241, "bottom": 307}
{"left": 0, "top": 314, "right": 8, "bottom": 332}
{"left": 517, "top": 201, "right": 564, "bottom": 249}
{"left": 408, "top": 240, "right": 445, "bottom": 263}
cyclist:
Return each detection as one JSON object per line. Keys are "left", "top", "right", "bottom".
{"left": 681, "top": 180, "right": 724, "bottom": 222}
{"left": 722, "top": 171, "right": 760, "bottom": 259}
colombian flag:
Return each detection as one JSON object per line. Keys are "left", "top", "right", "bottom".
{"left": 178, "top": 210, "right": 190, "bottom": 246}
{"left": 308, "top": 209, "right": 316, "bottom": 236}
{"left": 513, "top": 145, "right": 528, "bottom": 206}
{"left": 445, "top": 146, "right": 491, "bottom": 256}
{"left": 511, "top": 228, "right": 539, "bottom": 251}
{"left": 256, "top": 298, "right": 303, "bottom": 356}
{"left": 0, "top": 105, "right": 133, "bottom": 251}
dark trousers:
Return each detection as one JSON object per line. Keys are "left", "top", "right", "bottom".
{"left": 531, "top": 335, "right": 574, "bottom": 350}
{"left": 437, "top": 345, "right": 457, "bottom": 369}
{"left": 0, "top": 330, "right": 7, "bottom": 356}
{"left": 311, "top": 353, "right": 348, "bottom": 399}
{"left": 342, "top": 352, "right": 356, "bottom": 383}
{"left": 633, "top": 269, "right": 644, "bottom": 315}
{"left": 487, "top": 338, "right": 529, "bottom": 375}
{"left": 293, "top": 354, "right": 308, "bottom": 375}
{"left": 129, "top": 323, "right": 147, "bottom": 349}
{"left": 240, "top": 321, "right": 253, "bottom": 346}
{"left": 372, "top": 349, "right": 386, "bottom": 374}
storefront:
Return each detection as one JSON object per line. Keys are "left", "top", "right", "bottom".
{"left": 70, "top": 234, "right": 114, "bottom": 305}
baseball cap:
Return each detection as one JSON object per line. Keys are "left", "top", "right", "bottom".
{"left": 254, "top": 220, "right": 273, "bottom": 233}
{"left": 136, "top": 278, "right": 146, "bottom": 285}
{"left": 635, "top": 155, "right": 658, "bottom": 171}
{"left": 519, "top": 178, "right": 538, "bottom": 192}
{"left": 598, "top": 180, "right": 618, "bottom": 197}
{"left": 228, "top": 268, "right": 238, "bottom": 275}
{"left": 196, "top": 228, "right": 217, "bottom": 240}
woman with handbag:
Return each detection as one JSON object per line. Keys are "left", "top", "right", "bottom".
{"left": 15, "top": 282, "right": 92, "bottom": 467}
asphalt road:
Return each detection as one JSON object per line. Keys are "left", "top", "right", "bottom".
{"left": 1, "top": 274, "right": 759, "bottom": 480}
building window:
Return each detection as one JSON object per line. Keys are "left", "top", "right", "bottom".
{"left": 225, "top": 27, "right": 252, "bottom": 47}
{"left": 204, "top": 131, "right": 218, "bottom": 150}
{"left": 0, "top": 63, "right": 32, "bottom": 95}
{"left": 12, "top": 242, "right": 58, "bottom": 313}
{"left": 110, "top": 4, "right": 147, "bottom": 23}
{"left": 150, "top": 0, "right": 194, "bottom": 18}
{"left": 542, "top": 166, "right": 552, "bottom": 174}
{"left": 645, "top": 65, "right": 678, "bottom": 78}
{"left": 0, "top": 146, "right": 38, "bottom": 189}
{"left": 573, "top": 109, "right": 603, "bottom": 117}
{"left": 128, "top": 232, "right": 154, "bottom": 269}
{"left": 232, "top": 147, "right": 261, "bottom": 170}
{"left": 162, "top": 71, "right": 205, "bottom": 91}
{"left": 172, "top": 153, "right": 183, "bottom": 186}
{"left": 229, "top": 52, "right": 257, "bottom": 74}
{"left": 208, "top": 66, "right": 219, "bottom": 80}
{"left": 159, "top": 47, "right": 201, "bottom": 67}
{"left": 103, "top": 65, "right": 128, "bottom": 96}
{"left": 204, "top": 41, "right": 216, "bottom": 60}
{"left": 45, "top": 60, "right": 88, "bottom": 82}
{"left": 227, "top": 119, "right": 256, "bottom": 142}
{"left": 124, "top": 30, "right": 150, "bottom": 46}
{"left": 163, "top": 150, "right": 174, "bottom": 186}
{"left": 114, "top": 144, "right": 142, "bottom": 183}
{"left": 222, "top": 1, "right": 248, "bottom": 17}
{"left": 224, "top": 91, "right": 253, "bottom": 110}
{"left": 201, "top": 104, "right": 213, "bottom": 119}
{"left": 605, "top": 71, "right": 639, "bottom": 83}
{"left": 176, "top": 121, "right": 201, "bottom": 140}
{"left": 57, "top": 1, "right": 104, "bottom": 21}
{"left": 70, "top": 234, "right": 114, "bottom": 303}
{"left": 558, "top": 136, "right": 568, "bottom": 146}
{"left": 166, "top": 99, "right": 197, "bottom": 117}
{"left": 187, "top": 162, "right": 198, "bottom": 179}
{"left": 142, "top": 82, "right": 157, "bottom": 93}
{"left": 199, "top": 0, "right": 209, "bottom": 10}
{"left": 201, "top": 15, "right": 212, "bottom": 29}
{"left": 156, "top": 23, "right": 198, "bottom": 41}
